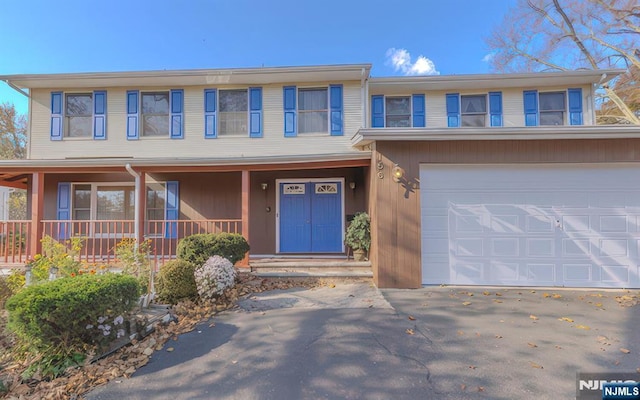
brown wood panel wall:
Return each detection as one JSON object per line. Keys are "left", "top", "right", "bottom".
{"left": 371, "top": 138, "right": 640, "bottom": 288}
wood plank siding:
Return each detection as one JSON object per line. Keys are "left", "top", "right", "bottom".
{"left": 372, "top": 138, "right": 640, "bottom": 288}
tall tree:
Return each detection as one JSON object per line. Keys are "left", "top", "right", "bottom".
{"left": 487, "top": 0, "right": 640, "bottom": 124}
{"left": 0, "top": 102, "right": 28, "bottom": 219}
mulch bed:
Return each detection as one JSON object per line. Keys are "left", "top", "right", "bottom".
{"left": 0, "top": 273, "right": 361, "bottom": 400}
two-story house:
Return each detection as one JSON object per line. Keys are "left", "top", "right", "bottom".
{"left": 2, "top": 64, "right": 640, "bottom": 289}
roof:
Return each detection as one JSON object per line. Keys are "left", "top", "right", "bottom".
{"left": 0, "top": 64, "right": 372, "bottom": 89}
{"left": 352, "top": 125, "right": 640, "bottom": 147}
{"left": 369, "top": 69, "right": 624, "bottom": 92}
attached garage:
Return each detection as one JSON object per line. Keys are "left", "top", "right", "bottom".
{"left": 420, "top": 163, "right": 640, "bottom": 288}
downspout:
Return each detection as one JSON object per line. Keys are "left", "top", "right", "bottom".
{"left": 125, "top": 163, "right": 140, "bottom": 253}
{"left": 2, "top": 80, "right": 31, "bottom": 98}
{"left": 360, "top": 68, "right": 367, "bottom": 129}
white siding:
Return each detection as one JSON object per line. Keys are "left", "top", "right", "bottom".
{"left": 29, "top": 82, "right": 364, "bottom": 160}
{"left": 370, "top": 84, "right": 593, "bottom": 129}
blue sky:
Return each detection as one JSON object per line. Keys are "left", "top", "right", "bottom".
{"left": 0, "top": 0, "right": 516, "bottom": 115}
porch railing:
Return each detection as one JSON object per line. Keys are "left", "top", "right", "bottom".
{"left": 39, "top": 219, "right": 242, "bottom": 268}
{"left": 0, "top": 221, "right": 31, "bottom": 264}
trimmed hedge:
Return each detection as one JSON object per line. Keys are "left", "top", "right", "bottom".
{"left": 5, "top": 274, "right": 139, "bottom": 352}
{"left": 176, "top": 233, "right": 249, "bottom": 266}
{"left": 156, "top": 260, "right": 197, "bottom": 304}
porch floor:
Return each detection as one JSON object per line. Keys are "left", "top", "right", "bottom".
{"left": 249, "top": 257, "right": 373, "bottom": 278}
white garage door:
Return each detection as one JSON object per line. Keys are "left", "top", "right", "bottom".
{"left": 420, "top": 164, "right": 640, "bottom": 288}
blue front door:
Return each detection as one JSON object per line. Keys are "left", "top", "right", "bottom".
{"left": 279, "top": 181, "right": 342, "bottom": 253}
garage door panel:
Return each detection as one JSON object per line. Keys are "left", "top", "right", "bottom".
{"left": 421, "top": 164, "right": 640, "bottom": 288}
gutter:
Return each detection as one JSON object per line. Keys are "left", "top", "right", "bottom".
{"left": 2, "top": 80, "right": 30, "bottom": 98}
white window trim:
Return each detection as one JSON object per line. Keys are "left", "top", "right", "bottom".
{"left": 460, "top": 93, "right": 489, "bottom": 127}
{"left": 140, "top": 91, "right": 171, "bottom": 138}
{"left": 217, "top": 88, "right": 250, "bottom": 137}
{"left": 71, "top": 182, "right": 135, "bottom": 238}
{"left": 298, "top": 86, "right": 330, "bottom": 134}
{"left": 538, "top": 91, "right": 567, "bottom": 126}
{"left": 384, "top": 95, "right": 413, "bottom": 128}
{"left": 64, "top": 92, "right": 94, "bottom": 139}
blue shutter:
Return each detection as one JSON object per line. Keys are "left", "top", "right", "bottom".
{"left": 164, "top": 181, "right": 179, "bottom": 239}
{"left": 204, "top": 89, "right": 217, "bottom": 138}
{"left": 249, "top": 87, "right": 263, "bottom": 138}
{"left": 170, "top": 89, "right": 184, "bottom": 139}
{"left": 50, "top": 92, "right": 63, "bottom": 141}
{"left": 57, "top": 183, "right": 71, "bottom": 240}
{"left": 412, "top": 94, "right": 425, "bottom": 127}
{"left": 446, "top": 93, "right": 460, "bottom": 127}
{"left": 126, "top": 90, "right": 139, "bottom": 140}
{"left": 284, "top": 86, "right": 297, "bottom": 137}
{"left": 329, "top": 84, "right": 343, "bottom": 136}
{"left": 93, "top": 90, "right": 107, "bottom": 139}
{"left": 489, "top": 91, "right": 503, "bottom": 127}
{"left": 568, "top": 88, "right": 583, "bottom": 125}
{"left": 371, "top": 95, "right": 384, "bottom": 128}
{"left": 523, "top": 90, "right": 538, "bottom": 126}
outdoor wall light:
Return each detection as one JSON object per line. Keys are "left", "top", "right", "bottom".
{"left": 392, "top": 164, "right": 405, "bottom": 183}
{"left": 261, "top": 183, "right": 268, "bottom": 191}
{"left": 349, "top": 181, "right": 356, "bottom": 190}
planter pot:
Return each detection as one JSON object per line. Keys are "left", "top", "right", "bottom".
{"left": 353, "top": 249, "right": 367, "bottom": 261}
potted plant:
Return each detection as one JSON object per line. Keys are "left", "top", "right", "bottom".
{"left": 345, "top": 212, "right": 371, "bottom": 261}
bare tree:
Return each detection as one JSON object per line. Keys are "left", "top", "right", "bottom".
{"left": 487, "top": 0, "right": 640, "bottom": 124}
{"left": 0, "top": 102, "right": 28, "bottom": 219}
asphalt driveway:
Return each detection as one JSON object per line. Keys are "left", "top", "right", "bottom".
{"left": 87, "top": 283, "right": 640, "bottom": 400}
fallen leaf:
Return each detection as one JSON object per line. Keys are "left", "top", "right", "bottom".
{"left": 575, "top": 325, "right": 591, "bottom": 330}
{"left": 555, "top": 345, "right": 562, "bottom": 349}
{"left": 636, "top": 368, "right": 640, "bottom": 373}
{"left": 528, "top": 342, "right": 538, "bottom": 348}
{"left": 493, "top": 299, "right": 503, "bottom": 303}
{"left": 620, "top": 348, "right": 631, "bottom": 354}
{"left": 329, "top": 283, "right": 336, "bottom": 288}
{"left": 530, "top": 290, "right": 536, "bottom": 293}
{"left": 552, "top": 294, "right": 562, "bottom": 299}
{"left": 483, "top": 291, "right": 491, "bottom": 296}
{"left": 457, "top": 330, "right": 465, "bottom": 336}
{"left": 460, "top": 384, "right": 467, "bottom": 391}
{"left": 595, "top": 303, "right": 603, "bottom": 307}
{"left": 559, "top": 317, "right": 574, "bottom": 323}
{"left": 478, "top": 386, "right": 485, "bottom": 392}
{"left": 614, "top": 360, "right": 620, "bottom": 366}
{"left": 406, "top": 329, "right": 415, "bottom": 335}
{"left": 495, "top": 292, "right": 502, "bottom": 297}
{"left": 462, "top": 301, "right": 472, "bottom": 306}
{"left": 530, "top": 361, "right": 543, "bottom": 369}
{"left": 495, "top": 335, "right": 503, "bottom": 339}
{"left": 166, "top": 347, "right": 174, "bottom": 352}
{"left": 597, "top": 336, "right": 609, "bottom": 342}
{"left": 543, "top": 293, "right": 551, "bottom": 298}
{"left": 469, "top": 365, "right": 477, "bottom": 369}
{"left": 408, "top": 315, "right": 416, "bottom": 321}
{"left": 467, "top": 292, "right": 474, "bottom": 297}
{"left": 475, "top": 332, "right": 481, "bottom": 337}
{"left": 530, "top": 315, "right": 539, "bottom": 321}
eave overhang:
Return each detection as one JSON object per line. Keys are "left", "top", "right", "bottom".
{"left": 352, "top": 125, "right": 640, "bottom": 148}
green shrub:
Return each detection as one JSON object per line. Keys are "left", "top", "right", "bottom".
{"left": 5, "top": 273, "right": 139, "bottom": 353}
{"left": 0, "top": 276, "right": 13, "bottom": 309}
{"left": 176, "top": 233, "right": 249, "bottom": 266}
{"left": 156, "top": 260, "right": 197, "bottom": 304}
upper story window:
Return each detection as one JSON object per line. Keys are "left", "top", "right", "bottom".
{"left": 283, "top": 85, "right": 343, "bottom": 137}
{"left": 126, "top": 89, "right": 183, "bottom": 140}
{"left": 204, "top": 87, "right": 262, "bottom": 138}
{"left": 371, "top": 94, "right": 425, "bottom": 128}
{"left": 50, "top": 91, "right": 106, "bottom": 141}
{"left": 385, "top": 97, "right": 411, "bottom": 127}
{"left": 141, "top": 92, "right": 170, "bottom": 136}
{"left": 446, "top": 92, "right": 502, "bottom": 127}
{"left": 524, "top": 88, "right": 582, "bottom": 126}
{"left": 299, "top": 88, "right": 328, "bottom": 133}
{"left": 65, "top": 94, "right": 93, "bottom": 137}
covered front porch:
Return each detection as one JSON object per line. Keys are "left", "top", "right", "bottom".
{"left": 0, "top": 155, "right": 370, "bottom": 269}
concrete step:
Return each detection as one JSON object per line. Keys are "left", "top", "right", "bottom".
{"left": 250, "top": 259, "right": 372, "bottom": 278}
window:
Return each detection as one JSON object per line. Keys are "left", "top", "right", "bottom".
{"left": 539, "top": 92, "right": 565, "bottom": 125}
{"left": 371, "top": 94, "right": 425, "bottom": 128}
{"left": 141, "top": 92, "right": 170, "bottom": 136}
{"left": 146, "top": 183, "right": 166, "bottom": 221}
{"left": 298, "top": 88, "right": 328, "bottom": 133}
{"left": 460, "top": 95, "right": 487, "bottom": 127}
{"left": 65, "top": 94, "right": 93, "bottom": 137}
{"left": 219, "top": 90, "right": 248, "bottom": 135}
{"left": 385, "top": 97, "right": 411, "bottom": 128}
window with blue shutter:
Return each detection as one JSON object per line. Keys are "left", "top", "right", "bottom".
{"left": 523, "top": 90, "right": 538, "bottom": 126}
{"left": 283, "top": 86, "right": 297, "bottom": 137}
{"left": 204, "top": 89, "right": 217, "bottom": 138}
{"left": 50, "top": 92, "right": 63, "bottom": 141}
{"left": 446, "top": 93, "right": 460, "bottom": 127}
{"left": 489, "top": 91, "right": 503, "bottom": 127}
{"left": 57, "top": 182, "right": 71, "bottom": 239}
{"left": 329, "top": 84, "right": 343, "bottom": 136}
{"left": 568, "top": 88, "right": 583, "bottom": 125}
{"left": 127, "top": 90, "right": 139, "bottom": 140}
{"left": 170, "top": 89, "right": 184, "bottom": 139}
{"left": 371, "top": 95, "right": 384, "bottom": 128}
{"left": 412, "top": 94, "right": 425, "bottom": 128}
{"left": 249, "top": 87, "right": 263, "bottom": 138}
{"left": 93, "top": 91, "right": 107, "bottom": 139}
{"left": 164, "top": 181, "right": 179, "bottom": 239}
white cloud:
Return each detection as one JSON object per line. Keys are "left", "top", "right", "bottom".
{"left": 482, "top": 52, "right": 495, "bottom": 63}
{"left": 385, "top": 48, "right": 439, "bottom": 76}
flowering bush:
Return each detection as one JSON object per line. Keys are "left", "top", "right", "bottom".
{"left": 194, "top": 256, "right": 237, "bottom": 301}
{"left": 114, "top": 238, "right": 152, "bottom": 293}
{"left": 25, "top": 236, "right": 84, "bottom": 283}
